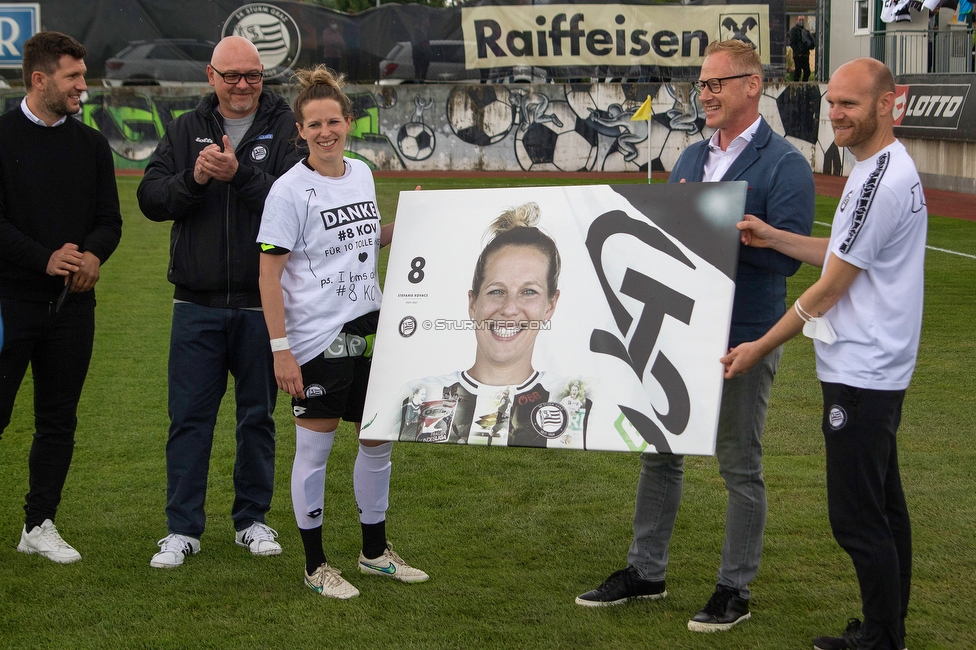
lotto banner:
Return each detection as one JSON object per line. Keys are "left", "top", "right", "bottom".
{"left": 360, "top": 183, "right": 746, "bottom": 455}
{"left": 893, "top": 75, "right": 976, "bottom": 143}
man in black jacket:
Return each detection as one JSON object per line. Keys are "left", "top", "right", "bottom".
{"left": 0, "top": 32, "right": 122, "bottom": 564}
{"left": 789, "top": 17, "right": 816, "bottom": 82}
{"left": 138, "top": 36, "right": 301, "bottom": 569}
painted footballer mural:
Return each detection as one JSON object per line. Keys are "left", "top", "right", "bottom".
{"left": 360, "top": 183, "right": 746, "bottom": 455}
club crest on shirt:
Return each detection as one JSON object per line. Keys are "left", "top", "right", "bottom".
{"left": 840, "top": 191, "right": 851, "bottom": 212}
{"left": 530, "top": 402, "right": 568, "bottom": 438}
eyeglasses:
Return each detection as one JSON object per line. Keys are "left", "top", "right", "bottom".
{"left": 210, "top": 67, "right": 263, "bottom": 85}
{"left": 692, "top": 74, "right": 754, "bottom": 94}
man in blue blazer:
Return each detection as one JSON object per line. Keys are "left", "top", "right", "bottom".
{"left": 576, "top": 39, "right": 815, "bottom": 633}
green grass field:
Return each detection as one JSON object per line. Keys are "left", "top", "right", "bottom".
{"left": 1, "top": 176, "right": 973, "bottom": 649}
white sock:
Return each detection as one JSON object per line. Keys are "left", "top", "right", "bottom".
{"left": 354, "top": 442, "right": 392, "bottom": 525}
{"left": 291, "top": 425, "right": 335, "bottom": 530}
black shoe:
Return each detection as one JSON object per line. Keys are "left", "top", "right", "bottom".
{"left": 575, "top": 566, "right": 666, "bottom": 607}
{"left": 813, "top": 618, "right": 863, "bottom": 650}
{"left": 687, "top": 584, "right": 751, "bottom": 632}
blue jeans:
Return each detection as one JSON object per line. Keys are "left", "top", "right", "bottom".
{"left": 628, "top": 346, "right": 781, "bottom": 599}
{"left": 165, "top": 303, "right": 277, "bottom": 538}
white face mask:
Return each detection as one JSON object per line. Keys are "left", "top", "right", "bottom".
{"left": 795, "top": 300, "right": 838, "bottom": 345}
{"left": 802, "top": 317, "right": 838, "bottom": 345}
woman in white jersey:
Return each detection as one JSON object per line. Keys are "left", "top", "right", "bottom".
{"left": 393, "top": 204, "right": 593, "bottom": 449}
{"left": 258, "top": 66, "right": 427, "bottom": 600}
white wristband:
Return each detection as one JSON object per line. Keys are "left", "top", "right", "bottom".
{"left": 270, "top": 337, "right": 290, "bottom": 352}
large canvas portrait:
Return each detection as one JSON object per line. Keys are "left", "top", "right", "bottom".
{"left": 360, "top": 183, "right": 746, "bottom": 455}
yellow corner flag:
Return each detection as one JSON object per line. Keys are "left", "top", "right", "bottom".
{"left": 631, "top": 95, "right": 652, "bottom": 121}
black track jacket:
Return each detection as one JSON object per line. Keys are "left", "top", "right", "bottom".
{"left": 138, "top": 90, "right": 301, "bottom": 308}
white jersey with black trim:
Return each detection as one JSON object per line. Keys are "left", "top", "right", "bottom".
{"left": 880, "top": 0, "right": 913, "bottom": 22}
{"left": 816, "top": 140, "right": 927, "bottom": 390}
{"left": 258, "top": 158, "right": 382, "bottom": 366}
{"left": 393, "top": 371, "right": 593, "bottom": 449}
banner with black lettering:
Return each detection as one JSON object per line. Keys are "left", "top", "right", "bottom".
{"left": 360, "top": 183, "right": 745, "bottom": 455}
{"left": 9, "top": 1, "right": 782, "bottom": 84}
{"left": 461, "top": 4, "right": 770, "bottom": 70}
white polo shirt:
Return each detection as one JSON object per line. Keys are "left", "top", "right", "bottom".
{"left": 815, "top": 140, "right": 927, "bottom": 391}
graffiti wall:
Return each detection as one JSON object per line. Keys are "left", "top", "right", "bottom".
{"left": 0, "top": 81, "right": 848, "bottom": 176}
{"left": 359, "top": 81, "right": 839, "bottom": 175}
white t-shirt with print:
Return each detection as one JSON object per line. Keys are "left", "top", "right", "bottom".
{"left": 815, "top": 140, "right": 927, "bottom": 391}
{"left": 258, "top": 158, "right": 383, "bottom": 365}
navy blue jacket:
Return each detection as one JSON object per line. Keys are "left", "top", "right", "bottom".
{"left": 669, "top": 118, "right": 815, "bottom": 346}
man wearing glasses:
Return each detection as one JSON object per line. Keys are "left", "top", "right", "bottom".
{"left": 576, "top": 39, "right": 815, "bottom": 633}
{"left": 138, "top": 36, "right": 301, "bottom": 569}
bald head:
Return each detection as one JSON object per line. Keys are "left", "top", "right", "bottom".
{"left": 208, "top": 36, "right": 263, "bottom": 119}
{"left": 211, "top": 36, "right": 261, "bottom": 70}
{"left": 825, "top": 57, "right": 896, "bottom": 159}
{"left": 837, "top": 57, "right": 895, "bottom": 102}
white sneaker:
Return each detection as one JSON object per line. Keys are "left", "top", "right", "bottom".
{"left": 235, "top": 522, "right": 282, "bottom": 556}
{"left": 359, "top": 543, "right": 429, "bottom": 583}
{"left": 150, "top": 533, "right": 200, "bottom": 568}
{"left": 305, "top": 563, "right": 360, "bottom": 600}
{"left": 17, "top": 519, "right": 81, "bottom": 564}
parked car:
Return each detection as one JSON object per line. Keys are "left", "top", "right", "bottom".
{"left": 103, "top": 39, "right": 215, "bottom": 86}
{"left": 379, "top": 40, "right": 547, "bottom": 84}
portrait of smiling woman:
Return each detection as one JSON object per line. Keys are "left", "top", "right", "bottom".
{"left": 467, "top": 202, "right": 560, "bottom": 386}
{"left": 393, "top": 202, "right": 593, "bottom": 449}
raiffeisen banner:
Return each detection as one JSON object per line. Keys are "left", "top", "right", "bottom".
{"left": 461, "top": 4, "right": 770, "bottom": 70}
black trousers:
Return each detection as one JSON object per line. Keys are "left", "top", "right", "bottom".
{"left": 793, "top": 51, "right": 811, "bottom": 81}
{"left": 821, "top": 382, "right": 911, "bottom": 650}
{"left": 0, "top": 296, "right": 95, "bottom": 529}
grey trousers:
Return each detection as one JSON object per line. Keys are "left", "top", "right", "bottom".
{"left": 627, "top": 346, "right": 782, "bottom": 599}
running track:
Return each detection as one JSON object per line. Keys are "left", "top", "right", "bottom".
{"left": 372, "top": 170, "right": 974, "bottom": 222}
{"left": 120, "top": 169, "right": 973, "bottom": 221}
